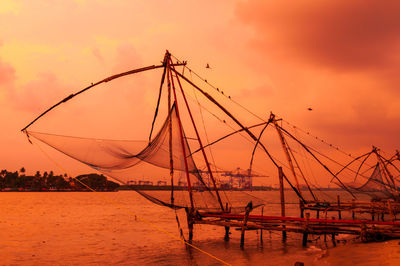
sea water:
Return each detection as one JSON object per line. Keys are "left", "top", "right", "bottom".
{"left": 1, "top": 191, "right": 399, "bottom": 265}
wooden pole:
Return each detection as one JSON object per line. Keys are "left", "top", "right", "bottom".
{"left": 337, "top": 195, "right": 342, "bottom": 220}
{"left": 168, "top": 60, "right": 195, "bottom": 210}
{"left": 300, "top": 199, "right": 304, "bottom": 218}
{"left": 166, "top": 65, "right": 175, "bottom": 205}
{"left": 186, "top": 208, "right": 194, "bottom": 241}
{"left": 224, "top": 203, "right": 230, "bottom": 241}
{"left": 240, "top": 202, "right": 252, "bottom": 248}
{"left": 331, "top": 217, "right": 336, "bottom": 246}
{"left": 272, "top": 116, "right": 303, "bottom": 198}
{"left": 279, "top": 167, "right": 287, "bottom": 242}
{"left": 170, "top": 59, "right": 225, "bottom": 211}
{"left": 260, "top": 206, "right": 264, "bottom": 245}
{"left": 21, "top": 64, "right": 177, "bottom": 132}
{"left": 224, "top": 226, "right": 230, "bottom": 241}
{"left": 302, "top": 213, "right": 309, "bottom": 247}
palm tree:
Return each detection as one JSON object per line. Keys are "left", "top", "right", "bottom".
{"left": 19, "top": 167, "right": 26, "bottom": 176}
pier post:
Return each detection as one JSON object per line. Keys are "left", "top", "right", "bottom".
{"left": 302, "top": 213, "right": 309, "bottom": 247}
{"left": 224, "top": 203, "right": 230, "bottom": 241}
{"left": 299, "top": 199, "right": 304, "bottom": 218}
{"left": 260, "top": 206, "right": 264, "bottom": 245}
{"left": 337, "top": 195, "right": 342, "bottom": 220}
{"left": 186, "top": 208, "right": 194, "bottom": 241}
{"left": 278, "top": 167, "right": 287, "bottom": 242}
{"left": 331, "top": 217, "right": 336, "bottom": 246}
{"left": 224, "top": 226, "right": 230, "bottom": 241}
{"left": 352, "top": 199, "right": 355, "bottom": 220}
{"left": 240, "top": 202, "right": 252, "bottom": 248}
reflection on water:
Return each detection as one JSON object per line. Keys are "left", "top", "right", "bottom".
{"left": 0, "top": 191, "right": 399, "bottom": 265}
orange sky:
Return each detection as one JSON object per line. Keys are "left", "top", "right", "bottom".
{"left": 1, "top": 0, "right": 399, "bottom": 185}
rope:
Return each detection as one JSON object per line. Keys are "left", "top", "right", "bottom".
{"left": 30, "top": 138, "right": 231, "bottom": 266}
{"left": 189, "top": 69, "right": 232, "bottom": 207}
{"left": 170, "top": 54, "right": 264, "bottom": 122}
{"left": 171, "top": 53, "right": 378, "bottom": 182}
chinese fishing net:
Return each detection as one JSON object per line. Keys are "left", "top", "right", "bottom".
{"left": 27, "top": 104, "right": 257, "bottom": 212}
{"left": 348, "top": 163, "right": 397, "bottom": 200}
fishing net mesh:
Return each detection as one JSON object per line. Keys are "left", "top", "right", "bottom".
{"left": 27, "top": 105, "right": 257, "bottom": 212}
{"left": 349, "top": 163, "right": 396, "bottom": 200}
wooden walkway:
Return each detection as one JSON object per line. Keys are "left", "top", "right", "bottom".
{"left": 300, "top": 198, "right": 400, "bottom": 221}
{"left": 188, "top": 209, "right": 400, "bottom": 247}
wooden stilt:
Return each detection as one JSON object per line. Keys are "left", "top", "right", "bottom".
{"left": 302, "top": 213, "right": 309, "bottom": 247}
{"left": 240, "top": 202, "right": 252, "bottom": 248}
{"left": 337, "top": 195, "right": 342, "bottom": 220}
{"left": 260, "top": 206, "right": 264, "bottom": 245}
{"left": 224, "top": 226, "right": 230, "bottom": 241}
{"left": 331, "top": 217, "right": 336, "bottom": 246}
{"left": 224, "top": 203, "right": 230, "bottom": 241}
{"left": 300, "top": 200, "right": 304, "bottom": 218}
{"left": 302, "top": 232, "right": 308, "bottom": 247}
{"left": 186, "top": 208, "right": 194, "bottom": 241}
{"left": 279, "top": 167, "right": 287, "bottom": 242}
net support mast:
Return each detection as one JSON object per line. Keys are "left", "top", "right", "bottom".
{"left": 168, "top": 55, "right": 225, "bottom": 212}
{"left": 167, "top": 53, "right": 195, "bottom": 210}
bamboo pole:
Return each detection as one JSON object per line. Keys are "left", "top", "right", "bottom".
{"left": 302, "top": 213, "right": 309, "bottom": 247}
{"left": 260, "top": 206, "right": 264, "bottom": 245}
{"left": 166, "top": 65, "right": 175, "bottom": 205}
{"left": 279, "top": 167, "right": 287, "bottom": 242}
{"left": 167, "top": 58, "right": 195, "bottom": 210}
{"left": 331, "top": 217, "right": 336, "bottom": 246}
{"left": 186, "top": 208, "right": 194, "bottom": 241}
{"left": 240, "top": 203, "right": 252, "bottom": 247}
{"left": 272, "top": 115, "right": 302, "bottom": 198}
{"left": 21, "top": 63, "right": 185, "bottom": 132}
{"left": 170, "top": 58, "right": 225, "bottom": 211}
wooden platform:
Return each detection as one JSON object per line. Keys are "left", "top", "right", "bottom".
{"left": 300, "top": 198, "right": 400, "bottom": 221}
{"left": 189, "top": 211, "right": 400, "bottom": 246}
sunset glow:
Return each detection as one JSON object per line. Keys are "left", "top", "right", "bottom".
{"left": 1, "top": 0, "right": 399, "bottom": 183}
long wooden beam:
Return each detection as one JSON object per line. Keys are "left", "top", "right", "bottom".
{"left": 21, "top": 63, "right": 186, "bottom": 132}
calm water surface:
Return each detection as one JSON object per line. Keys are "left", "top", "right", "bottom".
{"left": 1, "top": 191, "right": 399, "bottom": 265}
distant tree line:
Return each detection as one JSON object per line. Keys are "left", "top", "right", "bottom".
{"left": 0, "top": 168, "right": 119, "bottom": 191}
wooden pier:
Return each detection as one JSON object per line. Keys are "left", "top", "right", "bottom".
{"left": 300, "top": 197, "right": 400, "bottom": 221}
{"left": 190, "top": 211, "right": 400, "bottom": 246}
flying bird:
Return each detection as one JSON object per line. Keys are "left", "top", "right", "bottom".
{"left": 307, "top": 107, "right": 313, "bottom": 111}
{"left": 206, "top": 63, "right": 211, "bottom": 69}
